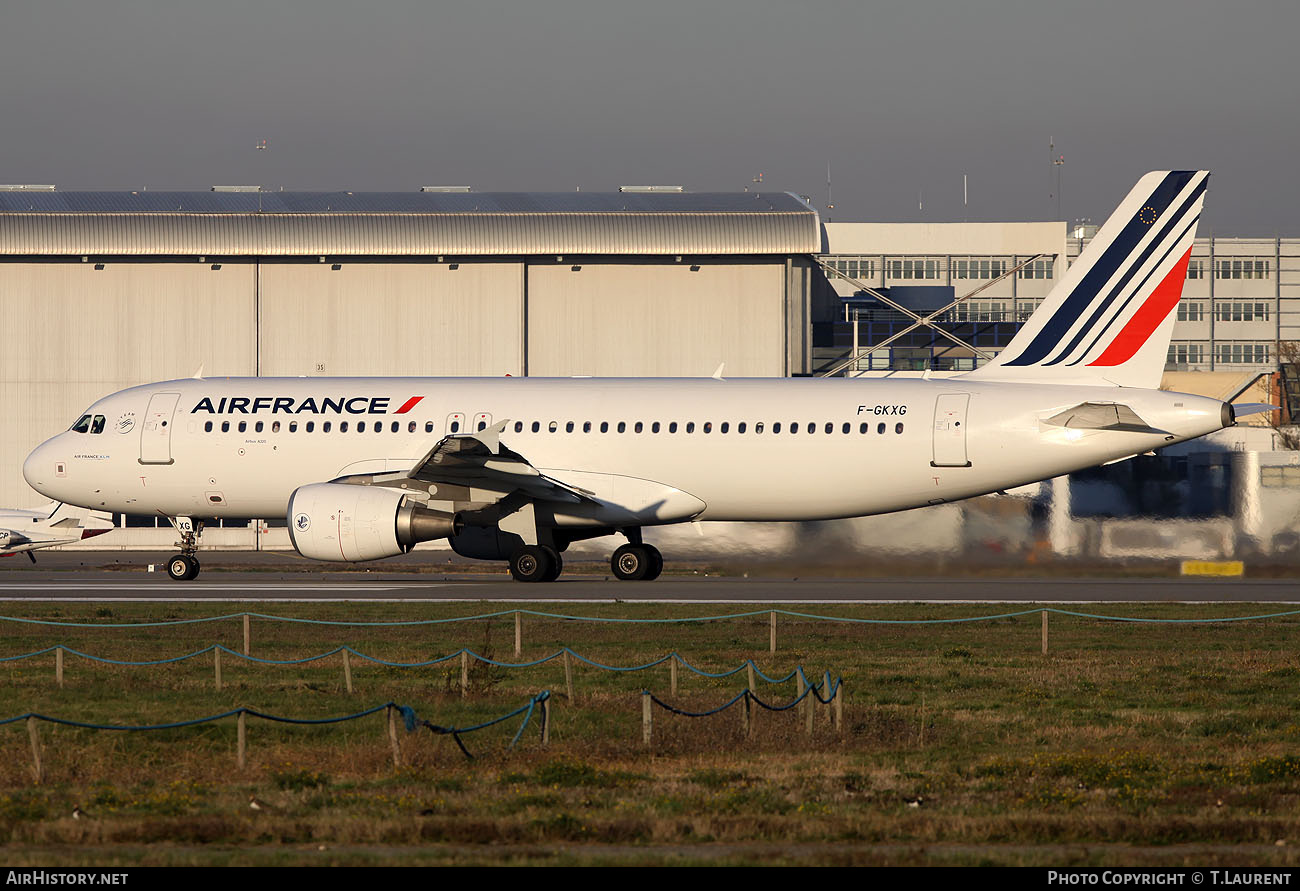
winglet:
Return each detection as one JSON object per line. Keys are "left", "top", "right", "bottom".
{"left": 712, "top": 363, "right": 726, "bottom": 381}
{"left": 192, "top": 365, "right": 205, "bottom": 380}
{"left": 1232, "top": 403, "right": 1279, "bottom": 419}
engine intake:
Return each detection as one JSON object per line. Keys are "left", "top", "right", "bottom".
{"left": 287, "top": 482, "right": 459, "bottom": 562}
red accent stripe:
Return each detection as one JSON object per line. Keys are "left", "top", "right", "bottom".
{"left": 394, "top": 396, "right": 424, "bottom": 414}
{"left": 1087, "top": 247, "right": 1193, "bottom": 367}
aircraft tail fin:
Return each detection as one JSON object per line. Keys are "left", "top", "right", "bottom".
{"left": 965, "top": 170, "right": 1208, "bottom": 388}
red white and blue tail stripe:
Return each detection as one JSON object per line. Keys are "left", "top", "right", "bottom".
{"left": 966, "top": 170, "right": 1208, "bottom": 388}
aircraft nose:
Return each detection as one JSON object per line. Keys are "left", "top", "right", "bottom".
{"left": 23, "top": 437, "right": 64, "bottom": 498}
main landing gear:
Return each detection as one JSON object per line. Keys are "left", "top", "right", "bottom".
{"left": 505, "top": 529, "right": 663, "bottom": 583}
{"left": 165, "top": 517, "right": 203, "bottom": 581}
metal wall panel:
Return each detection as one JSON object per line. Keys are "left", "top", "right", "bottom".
{"left": 257, "top": 262, "right": 524, "bottom": 377}
{"left": 0, "top": 263, "right": 256, "bottom": 506}
{"left": 525, "top": 262, "right": 785, "bottom": 377}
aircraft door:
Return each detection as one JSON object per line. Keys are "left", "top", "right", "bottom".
{"left": 473, "top": 412, "right": 492, "bottom": 431}
{"left": 446, "top": 412, "right": 465, "bottom": 434}
{"left": 140, "top": 392, "right": 181, "bottom": 465}
{"left": 931, "top": 394, "right": 971, "bottom": 468}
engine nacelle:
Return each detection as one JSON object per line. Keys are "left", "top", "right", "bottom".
{"left": 449, "top": 526, "right": 526, "bottom": 561}
{"left": 287, "top": 483, "right": 458, "bottom": 562}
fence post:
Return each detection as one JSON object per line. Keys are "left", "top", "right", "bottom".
{"left": 797, "top": 670, "right": 809, "bottom": 735}
{"left": 834, "top": 679, "right": 843, "bottom": 733}
{"left": 742, "top": 691, "right": 752, "bottom": 737}
{"left": 214, "top": 647, "right": 222, "bottom": 691}
{"left": 343, "top": 649, "right": 353, "bottom": 694}
{"left": 387, "top": 706, "right": 401, "bottom": 769}
{"left": 26, "top": 717, "right": 43, "bottom": 784}
{"left": 515, "top": 611, "right": 522, "bottom": 658}
{"left": 243, "top": 614, "right": 251, "bottom": 657}
{"left": 805, "top": 677, "right": 814, "bottom": 735}
{"left": 642, "top": 692, "right": 652, "bottom": 746}
{"left": 824, "top": 671, "right": 834, "bottom": 727}
{"left": 55, "top": 647, "right": 63, "bottom": 689}
{"left": 541, "top": 696, "right": 550, "bottom": 746}
{"left": 670, "top": 655, "right": 678, "bottom": 697}
{"left": 563, "top": 650, "right": 574, "bottom": 703}
{"left": 237, "top": 710, "right": 247, "bottom": 770}
{"left": 747, "top": 662, "right": 756, "bottom": 695}
{"left": 770, "top": 611, "right": 777, "bottom": 654}
{"left": 460, "top": 650, "right": 469, "bottom": 699}
{"left": 1042, "top": 610, "right": 1048, "bottom": 655}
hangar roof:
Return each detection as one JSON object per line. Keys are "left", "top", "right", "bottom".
{"left": 0, "top": 191, "right": 819, "bottom": 257}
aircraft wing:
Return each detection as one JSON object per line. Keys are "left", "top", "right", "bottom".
{"left": 337, "top": 420, "right": 596, "bottom": 506}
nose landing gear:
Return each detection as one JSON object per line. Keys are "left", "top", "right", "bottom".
{"left": 165, "top": 516, "right": 203, "bottom": 581}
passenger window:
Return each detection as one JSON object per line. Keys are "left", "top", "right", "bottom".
{"left": 566, "top": 421, "right": 575, "bottom": 433}
{"left": 703, "top": 422, "right": 712, "bottom": 434}
{"left": 91, "top": 415, "right": 106, "bottom": 434}
{"left": 720, "top": 422, "right": 729, "bottom": 434}
{"left": 824, "top": 423, "right": 832, "bottom": 434}
{"left": 548, "top": 421, "right": 558, "bottom": 433}
{"left": 358, "top": 421, "right": 366, "bottom": 433}
{"left": 686, "top": 422, "right": 695, "bottom": 433}
{"left": 425, "top": 421, "right": 434, "bottom": 433}
{"left": 324, "top": 421, "right": 332, "bottom": 433}
{"left": 71, "top": 415, "right": 92, "bottom": 433}
{"left": 289, "top": 421, "right": 297, "bottom": 433}
{"left": 755, "top": 422, "right": 764, "bottom": 434}
{"left": 600, "top": 422, "right": 609, "bottom": 433}
{"left": 341, "top": 421, "right": 349, "bottom": 433}
{"left": 271, "top": 421, "right": 280, "bottom": 433}
{"left": 204, "top": 421, "right": 213, "bottom": 433}
{"left": 477, "top": 420, "right": 487, "bottom": 431}
{"left": 254, "top": 421, "right": 263, "bottom": 433}
{"left": 238, "top": 421, "right": 247, "bottom": 433}
{"left": 790, "top": 423, "right": 798, "bottom": 434}
{"left": 634, "top": 422, "right": 643, "bottom": 433}
{"left": 514, "top": 421, "right": 523, "bottom": 433}
{"left": 391, "top": 422, "right": 399, "bottom": 433}
{"left": 842, "top": 423, "right": 849, "bottom": 434}
{"left": 877, "top": 423, "right": 885, "bottom": 434}
{"left": 652, "top": 422, "right": 660, "bottom": 433}
{"left": 450, "top": 421, "right": 460, "bottom": 433}
{"left": 532, "top": 421, "right": 541, "bottom": 433}
{"left": 411, "top": 421, "right": 418, "bottom": 433}
{"left": 773, "top": 422, "right": 781, "bottom": 433}
{"left": 306, "top": 421, "right": 315, "bottom": 433}
{"left": 808, "top": 423, "right": 816, "bottom": 434}
{"left": 617, "top": 422, "right": 626, "bottom": 433}
{"left": 737, "top": 422, "right": 745, "bottom": 434}
{"left": 584, "top": 421, "right": 592, "bottom": 433}
{"left": 221, "top": 421, "right": 230, "bottom": 433}
{"left": 896, "top": 422, "right": 904, "bottom": 434}
{"left": 669, "top": 422, "right": 678, "bottom": 433}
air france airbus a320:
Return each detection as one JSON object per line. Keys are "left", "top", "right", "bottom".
{"left": 24, "top": 170, "right": 1255, "bottom": 582}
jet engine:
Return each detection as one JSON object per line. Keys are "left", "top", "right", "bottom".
{"left": 287, "top": 482, "right": 459, "bottom": 562}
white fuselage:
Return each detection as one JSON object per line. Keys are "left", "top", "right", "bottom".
{"left": 23, "top": 376, "right": 1228, "bottom": 528}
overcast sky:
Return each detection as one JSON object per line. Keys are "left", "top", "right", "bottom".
{"left": 1, "top": 1, "right": 1296, "bottom": 233}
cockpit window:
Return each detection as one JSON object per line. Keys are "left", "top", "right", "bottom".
{"left": 90, "top": 415, "right": 105, "bottom": 434}
{"left": 70, "top": 414, "right": 92, "bottom": 433}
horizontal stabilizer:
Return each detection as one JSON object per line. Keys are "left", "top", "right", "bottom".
{"left": 1232, "top": 403, "right": 1279, "bottom": 418}
{"left": 1044, "top": 402, "right": 1168, "bottom": 435}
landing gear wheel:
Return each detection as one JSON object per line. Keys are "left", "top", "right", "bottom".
{"left": 542, "top": 547, "right": 563, "bottom": 582}
{"left": 186, "top": 558, "right": 201, "bottom": 580}
{"left": 611, "top": 544, "right": 654, "bottom": 581}
{"left": 510, "top": 545, "right": 555, "bottom": 583}
{"left": 643, "top": 544, "right": 663, "bottom": 581}
{"left": 166, "top": 554, "right": 198, "bottom": 581}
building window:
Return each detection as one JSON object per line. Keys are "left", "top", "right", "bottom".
{"left": 1016, "top": 258, "right": 1054, "bottom": 280}
{"left": 1186, "top": 259, "right": 1206, "bottom": 279}
{"left": 830, "top": 257, "right": 876, "bottom": 281}
{"left": 948, "top": 301, "right": 1008, "bottom": 322}
{"left": 1015, "top": 299, "right": 1044, "bottom": 322}
{"left": 1213, "top": 301, "right": 1270, "bottom": 322}
{"left": 1176, "top": 301, "right": 1205, "bottom": 322}
{"left": 1215, "top": 342, "right": 1271, "bottom": 365}
{"left": 952, "top": 257, "right": 1009, "bottom": 280}
{"left": 888, "top": 257, "right": 943, "bottom": 280}
{"left": 1215, "top": 258, "right": 1271, "bottom": 280}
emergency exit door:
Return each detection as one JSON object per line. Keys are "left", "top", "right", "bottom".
{"left": 139, "top": 392, "right": 180, "bottom": 465}
{"left": 931, "top": 394, "right": 971, "bottom": 467}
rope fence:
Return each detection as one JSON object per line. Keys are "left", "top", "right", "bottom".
{"left": 6, "top": 693, "right": 551, "bottom": 783}
{"left": 641, "top": 674, "right": 845, "bottom": 745}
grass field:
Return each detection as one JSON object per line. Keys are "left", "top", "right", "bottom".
{"left": 3, "top": 599, "right": 1300, "bottom": 866}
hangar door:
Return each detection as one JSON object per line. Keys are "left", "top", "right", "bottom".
{"left": 931, "top": 394, "right": 971, "bottom": 467}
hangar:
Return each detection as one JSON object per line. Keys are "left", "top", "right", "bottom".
{"left": 0, "top": 188, "right": 823, "bottom": 513}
